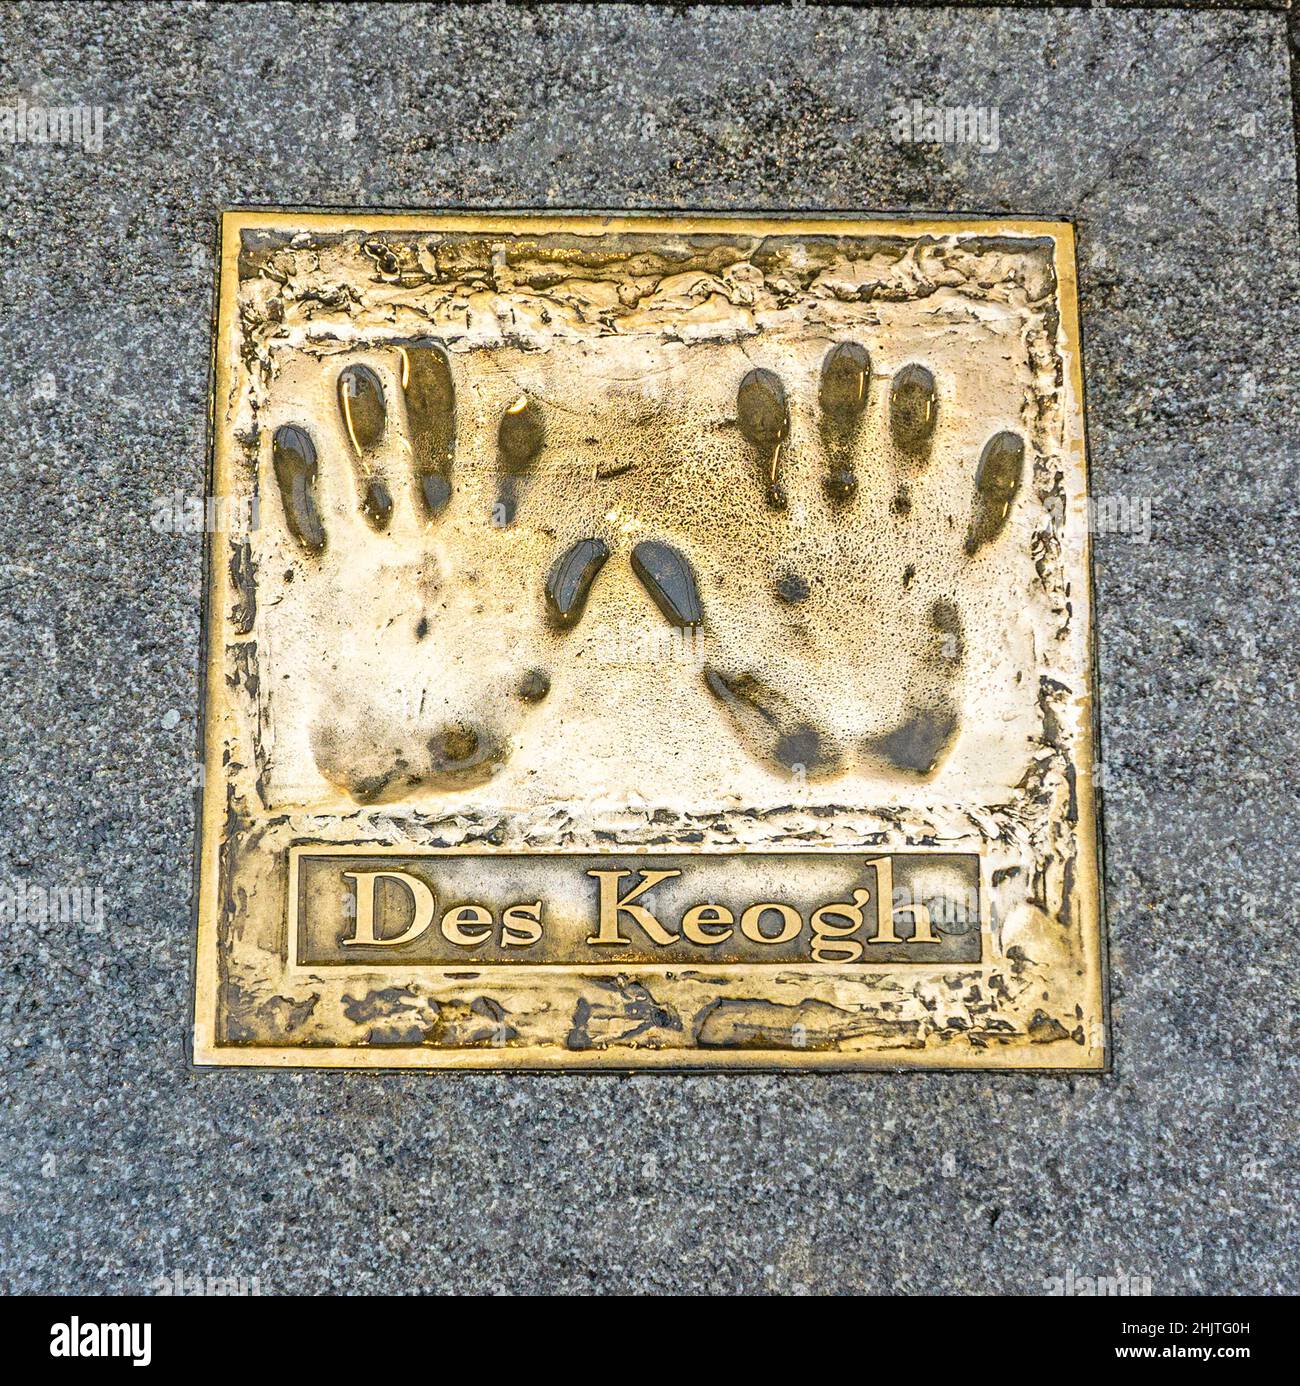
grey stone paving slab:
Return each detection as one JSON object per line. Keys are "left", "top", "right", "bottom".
{"left": 0, "top": 2, "right": 1296, "bottom": 1294}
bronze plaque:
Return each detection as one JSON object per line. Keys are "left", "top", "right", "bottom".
{"left": 193, "top": 211, "right": 1105, "bottom": 1070}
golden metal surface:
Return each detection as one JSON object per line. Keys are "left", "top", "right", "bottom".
{"left": 193, "top": 211, "right": 1105, "bottom": 1070}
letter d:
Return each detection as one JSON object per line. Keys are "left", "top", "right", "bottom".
{"left": 342, "top": 870, "right": 435, "bottom": 947}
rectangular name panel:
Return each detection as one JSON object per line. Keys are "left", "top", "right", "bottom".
{"left": 291, "top": 848, "right": 983, "bottom": 968}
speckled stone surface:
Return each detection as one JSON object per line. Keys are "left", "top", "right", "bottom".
{"left": 1, "top": 2, "right": 1297, "bottom": 1295}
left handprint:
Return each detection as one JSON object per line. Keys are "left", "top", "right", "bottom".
{"left": 263, "top": 341, "right": 597, "bottom": 804}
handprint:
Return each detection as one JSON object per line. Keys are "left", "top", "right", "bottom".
{"left": 262, "top": 342, "right": 603, "bottom": 802}
{"left": 703, "top": 342, "right": 1024, "bottom": 780}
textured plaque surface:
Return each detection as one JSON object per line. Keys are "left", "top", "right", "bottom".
{"left": 194, "top": 211, "right": 1104, "bottom": 1069}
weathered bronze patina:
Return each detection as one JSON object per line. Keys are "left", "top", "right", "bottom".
{"left": 193, "top": 211, "right": 1105, "bottom": 1070}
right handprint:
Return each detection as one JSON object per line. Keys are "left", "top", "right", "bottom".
{"left": 704, "top": 343, "right": 1024, "bottom": 780}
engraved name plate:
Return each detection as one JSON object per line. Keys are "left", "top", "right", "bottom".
{"left": 193, "top": 211, "right": 1105, "bottom": 1069}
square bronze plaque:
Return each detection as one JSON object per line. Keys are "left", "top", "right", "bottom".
{"left": 193, "top": 211, "right": 1105, "bottom": 1070}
